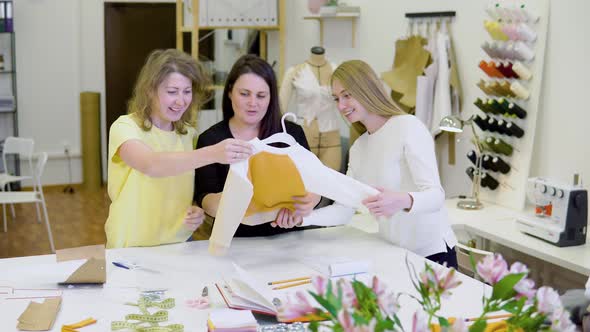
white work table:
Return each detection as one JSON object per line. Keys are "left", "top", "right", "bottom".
{"left": 0, "top": 226, "right": 488, "bottom": 331}
{"left": 445, "top": 199, "right": 590, "bottom": 276}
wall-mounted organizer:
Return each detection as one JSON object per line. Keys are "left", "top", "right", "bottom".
{"left": 0, "top": 0, "right": 18, "bottom": 178}
{"left": 467, "top": 0, "right": 549, "bottom": 210}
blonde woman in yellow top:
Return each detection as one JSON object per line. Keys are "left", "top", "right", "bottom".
{"left": 106, "top": 49, "right": 253, "bottom": 248}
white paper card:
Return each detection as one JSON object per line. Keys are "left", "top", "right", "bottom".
{"left": 209, "top": 308, "right": 257, "bottom": 328}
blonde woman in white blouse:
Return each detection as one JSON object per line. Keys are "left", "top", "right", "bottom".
{"left": 301, "top": 60, "right": 458, "bottom": 268}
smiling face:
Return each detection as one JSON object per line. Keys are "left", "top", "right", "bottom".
{"left": 228, "top": 73, "right": 271, "bottom": 128}
{"left": 331, "top": 78, "right": 369, "bottom": 124}
{"left": 152, "top": 72, "right": 193, "bottom": 130}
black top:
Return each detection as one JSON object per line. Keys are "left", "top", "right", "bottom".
{"left": 194, "top": 120, "right": 311, "bottom": 237}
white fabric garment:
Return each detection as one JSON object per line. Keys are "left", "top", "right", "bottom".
{"left": 302, "top": 115, "right": 458, "bottom": 257}
{"left": 430, "top": 31, "right": 452, "bottom": 136}
{"left": 210, "top": 137, "right": 379, "bottom": 255}
{"left": 279, "top": 63, "right": 341, "bottom": 132}
{"left": 415, "top": 28, "right": 437, "bottom": 133}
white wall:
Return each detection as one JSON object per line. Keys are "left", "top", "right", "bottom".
{"left": 12, "top": 0, "right": 590, "bottom": 195}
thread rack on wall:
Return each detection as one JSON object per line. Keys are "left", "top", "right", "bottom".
{"left": 468, "top": 0, "right": 549, "bottom": 210}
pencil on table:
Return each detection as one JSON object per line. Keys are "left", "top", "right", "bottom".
{"left": 267, "top": 276, "right": 311, "bottom": 285}
{"left": 272, "top": 280, "right": 312, "bottom": 290}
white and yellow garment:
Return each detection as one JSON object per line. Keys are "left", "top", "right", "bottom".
{"left": 210, "top": 137, "right": 378, "bottom": 255}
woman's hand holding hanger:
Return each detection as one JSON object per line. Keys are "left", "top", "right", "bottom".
{"left": 211, "top": 138, "right": 253, "bottom": 164}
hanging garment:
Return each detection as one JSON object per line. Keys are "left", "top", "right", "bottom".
{"left": 381, "top": 35, "right": 430, "bottom": 109}
{"left": 431, "top": 31, "right": 452, "bottom": 136}
{"left": 415, "top": 30, "right": 438, "bottom": 129}
{"left": 210, "top": 137, "right": 378, "bottom": 255}
{"left": 280, "top": 63, "right": 342, "bottom": 170}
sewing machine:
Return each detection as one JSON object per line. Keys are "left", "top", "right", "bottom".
{"left": 516, "top": 177, "right": 588, "bottom": 247}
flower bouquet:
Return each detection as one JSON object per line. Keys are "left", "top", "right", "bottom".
{"left": 278, "top": 254, "right": 576, "bottom": 331}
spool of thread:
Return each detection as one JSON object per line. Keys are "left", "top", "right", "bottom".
{"left": 507, "top": 102, "right": 527, "bottom": 119}
{"left": 481, "top": 172, "right": 500, "bottom": 190}
{"left": 483, "top": 137, "right": 496, "bottom": 153}
{"left": 514, "top": 41, "right": 535, "bottom": 61}
{"left": 487, "top": 99, "right": 504, "bottom": 114}
{"left": 474, "top": 98, "right": 491, "bottom": 113}
{"left": 481, "top": 42, "right": 495, "bottom": 58}
{"left": 479, "top": 61, "right": 503, "bottom": 78}
{"left": 502, "top": 23, "right": 519, "bottom": 40}
{"left": 466, "top": 166, "right": 475, "bottom": 181}
{"left": 492, "top": 138, "right": 514, "bottom": 156}
{"left": 512, "top": 61, "right": 532, "bottom": 80}
{"left": 492, "top": 156, "right": 511, "bottom": 174}
{"left": 486, "top": 4, "right": 501, "bottom": 20}
{"left": 467, "top": 150, "right": 477, "bottom": 165}
{"left": 511, "top": 81, "right": 530, "bottom": 100}
{"left": 517, "top": 22, "right": 537, "bottom": 42}
{"left": 487, "top": 117, "right": 501, "bottom": 133}
{"left": 482, "top": 154, "right": 494, "bottom": 170}
{"left": 496, "top": 119, "right": 510, "bottom": 135}
{"left": 499, "top": 81, "right": 516, "bottom": 98}
{"left": 485, "top": 20, "right": 509, "bottom": 41}
{"left": 473, "top": 114, "right": 490, "bottom": 131}
{"left": 505, "top": 121, "right": 525, "bottom": 138}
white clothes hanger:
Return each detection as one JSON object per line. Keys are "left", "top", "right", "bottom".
{"left": 261, "top": 112, "right": 297, "bottom": 146}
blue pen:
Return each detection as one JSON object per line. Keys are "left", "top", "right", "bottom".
{"left": 112, "top": 261, "right": 130, "bottom": 270}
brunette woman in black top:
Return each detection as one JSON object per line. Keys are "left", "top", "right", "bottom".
{"left": 194, "top": 55, "right": 321, "bottom": 238}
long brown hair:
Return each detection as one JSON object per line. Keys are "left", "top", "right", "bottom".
{"left": 128, "top": 49, "right": 211, "bottom": 134}
{"left": 332, "top": 60, "right": 406, "bottom": 134}
{"left": 222, "top": 54, "right": 282, "bottom": 139}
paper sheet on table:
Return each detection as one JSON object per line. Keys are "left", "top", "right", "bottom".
{"left": 0, "top": 259, "right": 87, "bottom": 285}
{"left": 298, "top": 256, "right": 371, "bottom": 277}
{"left": 16, "top": 297, "right": 62, "bottom": 331}
{"left": 208, "top": 308, "right": 257, "bottom": 329}
{"left": 56, "top": 244, "right": 106, "bottom": 284}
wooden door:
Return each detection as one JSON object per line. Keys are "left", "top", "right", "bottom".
{"left": 104, "top": 3, "right": 176, "bottom": 140}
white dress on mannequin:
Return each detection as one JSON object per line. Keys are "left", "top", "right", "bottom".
{"left": 281, "top": 63, "right": 340, "bottom": 133}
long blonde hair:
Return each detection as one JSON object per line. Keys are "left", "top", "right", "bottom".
{"left": 331, "top": 60, "right": 406, "bottom": 134}
{"left": 128, "top": 49, "right": 211, "bottom": 134}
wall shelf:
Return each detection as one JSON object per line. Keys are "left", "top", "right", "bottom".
{"left": 303, "top": 13, "right": 360, "bottom": 47}
{"left": 176, "top": 0, "right": 286, "bottom": 81}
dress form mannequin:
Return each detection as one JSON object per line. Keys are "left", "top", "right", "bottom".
{"left": 280, "top": 47, "right": 342, "bottom": 171}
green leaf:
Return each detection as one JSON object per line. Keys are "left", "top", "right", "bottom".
{"left": 352, "top": 312, "right": 370, "bottom": 325}
{"left": 491, "top": 273, "right": 525, "bottom": 300}
{"left": 308, "top": 321, "right": 319, "bottom": 332}
{"left": 438, "top": 316, "right": 450, "bottom": 327}
{"left": 469, "top": 319, "right": 487, "bottom": 332}
{"left": 376, "top": 319, "right": 395, "bottom": 332}
{"left": 310, "top": 292, "right": 338, "bottom": 318}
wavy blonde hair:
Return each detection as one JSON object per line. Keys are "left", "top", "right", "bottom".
{"left": 331, "top": 60, "right": 406, "bottom": 134}
{"left": 128, "top": 49, "right": 212, "bottom": 134}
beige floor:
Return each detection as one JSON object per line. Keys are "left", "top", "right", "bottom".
{"left": 0, "top": 185, "right": 109, "bottom": 258}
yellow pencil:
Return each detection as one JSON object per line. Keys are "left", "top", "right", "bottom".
{"left": 267, "top": 276, "right": 311, "bottom": 285}
{"left": 272, "top": 280, "right": 312, "bottom": 290}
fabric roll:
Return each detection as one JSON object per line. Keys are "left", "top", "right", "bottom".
{"left": 80, "top": 92, "right": 102, "bottom": 191}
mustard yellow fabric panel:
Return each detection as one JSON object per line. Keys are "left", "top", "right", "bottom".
{"left": 245, "top": 152, "right": 307, "bottom": 216}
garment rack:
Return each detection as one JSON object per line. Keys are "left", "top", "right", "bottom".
{"left": 405, "top": 11, "right": 456, "bottom": 19}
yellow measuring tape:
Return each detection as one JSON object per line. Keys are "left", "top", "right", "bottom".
{"left": 111, "top": 297, "right": 184, "bottom": 332}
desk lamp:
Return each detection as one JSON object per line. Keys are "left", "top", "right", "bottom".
{"left": 439, "top": 115, "right": 484, "bottom": 210}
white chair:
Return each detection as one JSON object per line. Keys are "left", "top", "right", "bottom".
{"left": 1, "top": 137, "right": 38, "bottom": 220}
{"left": 455, "top": 242, "right": 493, "bottom": 281}
{"left": 0, "top": 152, "right": 55, "bottom": 253}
